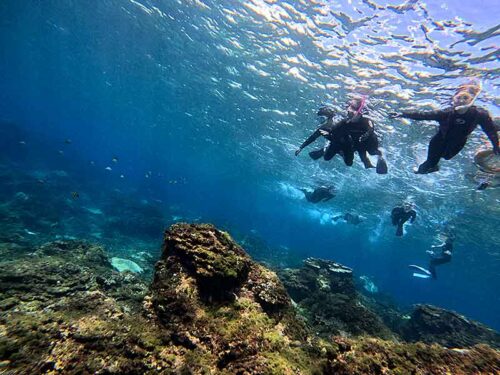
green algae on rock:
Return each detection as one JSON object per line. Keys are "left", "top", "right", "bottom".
{"left": 0, "top": 224, "right": 499, "bottom": 374}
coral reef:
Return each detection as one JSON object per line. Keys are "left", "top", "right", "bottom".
{"left": 0, "top": 223, "right": 499, "bottom": 374}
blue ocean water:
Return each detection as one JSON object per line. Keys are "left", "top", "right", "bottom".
{"left": 0, "top": 0, "right": 499, "bottom": 329}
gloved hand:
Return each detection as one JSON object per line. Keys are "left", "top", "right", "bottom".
{"left": 295, "top": 148, "right": 302, "bottom": 156}
{"left": 389, "top": 112, "right": 402, "bottom": 119}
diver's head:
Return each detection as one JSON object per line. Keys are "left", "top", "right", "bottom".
{"left": 317, "top": 106, "right": 335, "bottom": 119}
{"left": 403, "top": 202, "right": 413, "bottom": 212}
{"left": 346, "top": 96, "right": 366, "bottom": 121}
{"left": 452, "top": 80, "right": 482, "bottom": 113}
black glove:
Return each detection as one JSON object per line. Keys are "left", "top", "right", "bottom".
{"left": 389, "top": 112, "right": 402, "bottom": 119}
{"left": 295, "top": 148, "right": 302, "bottom": 156}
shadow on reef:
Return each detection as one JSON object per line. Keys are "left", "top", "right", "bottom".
{"left": 0, "top": 223, "right": 499, "bottom": 374}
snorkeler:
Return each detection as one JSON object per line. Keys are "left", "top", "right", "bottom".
{"left": 391, "top": 202, "right": 416, "bottom": 237}
{"left": 333, "top": 212, "right": 365, "bottom": 225}
{"left": 409, "top": 236, "right": 453, "bottom": 279}
{"left": 323, "top": 96, "right": 388, "bottom": 174}
{"left": 300, "top": 186, "right": 335, "bottom": 203}
{"left": 390, "top": 80, "right": 499, "bottom": 174}
{"left": 295, "top": 106, "right": 337, "bottom": 160}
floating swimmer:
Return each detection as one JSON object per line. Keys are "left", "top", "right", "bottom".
{"left": 299, "top": 186, "right": 335, "bottom": 203}
{"left": 295, "top": 106, "right": 337, "bottom": 160}
{"left": 391, "top": 201, "right": 416, "bottom": 237}
{"left": 323, "top": 95, "right": 387, "bottom": 173}
{"left": 409, "top": 235, "right": 454, "bottom": 280}
{"left": 390, "top": 79, "right": 499, "bottom": 174}
{"left": 333, "top": 212, "right": 366, "bottom": 225}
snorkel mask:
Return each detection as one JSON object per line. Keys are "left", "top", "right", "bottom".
{"left": 403, "top": 201, "right": 413, "bottom": 212}
{"left": 347, "top": 95, "right": 367, "bottom": 121}
{"left": 453, "top": 80, "right": 482, "bottom": 112}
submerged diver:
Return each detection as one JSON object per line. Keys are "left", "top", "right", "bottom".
{"left": 300, "top": 186, "right": 335, "bottom": 203}
{"left": 409, "top": 236, "right": 454, "bottom": 279}
{"left": 391, "top": 202, "right": 416, "bottom": 237}
{"left": 295, "top": 106, "right": 337, "bottom": 160}
{"left": 333, "top": 212, "right": 365, "bottom": 225}
{"left": 323, "top": 96, "right": 388, "bottom": 174}
{"left": 390, "top": 80, "right": 499, "bottom": 174}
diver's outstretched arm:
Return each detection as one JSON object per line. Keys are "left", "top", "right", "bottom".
{"left": 398, "top": 109, "right": 447, "bottom": 121}
{"left": 477, "top": 110, "right": 500, "bottom": 153}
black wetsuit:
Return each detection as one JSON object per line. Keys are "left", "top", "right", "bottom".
{"left": 429, "top": 242, "right": 453, "bottom": 279}
{"left": 391, "top": 207, "right": 416, "bottom": 236}
{"left": 333, "top": 213, "right": 363, "bottom": 225}
{"left": 298, "top": 118, "right": 336, "bottom": 159}
{"left": 301, "top": 187, "right": 335, "bottom": 203}
{"left": 324, "top": 116, "right": 381, "bottom": 167}
{"left": 401, "top": 106, "right": 499, "bottom": 173}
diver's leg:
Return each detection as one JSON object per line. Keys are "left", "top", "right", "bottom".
{"left": 396, "top": 222, "right": 403, "bottom": 236}
{"left": 309, "top": 149, "right": 325, "bottom": 160}
{"left": 416, "top": 133, "right": 445, "bottom": 174}
{"left": 342, "top": 144, "right": 354, "bottom": 166}
{"left": 323, "top": 143, "right": 339, "bottom": 161}
{"left": 358, "top": 149, "right": 374, "bottom": 168}
{"left": 443, "top": 138, "right": 467, "bottom": 160}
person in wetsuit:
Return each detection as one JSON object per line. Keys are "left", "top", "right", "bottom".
{"left": 426, "top": 237, "right": 453, "bottom": 279}
{"left": 391, "top": 202, "right": 416, "bottom": 236}
{"left": 323, "top": 96, "right": 388, "bottom": 174}
{"left": 333, "top": 212, "right": 365, "bottom": 225}
{"left": 300, "top": 186, "right": 335, "bottom": 203}
{"left": 390, "top": 81, "right": 499, "bottom": 174}
{"left": 295, "top": 106, "right": 337, "bottom": 160}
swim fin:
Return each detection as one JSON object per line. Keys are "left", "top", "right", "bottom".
{"left": 376, "top": 158, "right": 388, "bottom": 174}
{"left": 413, "top": 273, "right": 431, "bottom": 279}
{"left": 309, "top": 149, "right": 325, "bottom": 160}
{"left": 408, "top": 265, "right": 431, "bottom": 275}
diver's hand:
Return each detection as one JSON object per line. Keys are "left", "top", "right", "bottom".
{"left": 493, "top": 145, "right": 500, "bottom": 155}
{"left": 295, "top": 148, "right": 302, "bottom": 156}
{"left": 389, "top": 112, "right": 402, "bottom": 119}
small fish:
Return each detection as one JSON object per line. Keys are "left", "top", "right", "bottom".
{"left": 58, "top": 150, "right": 64, "bottom": 155}
{"left": 24, "top": 229, "right": 37, "bottom": 235}
{"left": 71, "top": 191, "right": 80, "bottom": 199}
{"left": 120, "top": 174, "right": 125, "bottom": 179}
{"left": 112, "top": 156, "right": 119, "bottom": 163}
{"left": 19, "top": 141, "right": 26, "bottom": 145}
{"left": 90, "top": 161, "right": 95, "bottom": 165}
{"left": 64, "top": 139, "right": 72, "bottom": 144}
{"left": 105, "top": 166, "right": 112, "bottom": 171}
{"left": 37, "top": 179, "right": 45, "bottom": 184}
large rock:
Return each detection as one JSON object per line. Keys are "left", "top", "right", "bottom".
{"left": 150, "top": 223, "right": 317, "bottom": 373}
{"left": 279, "top": 257, "right": 394, "bottom": 339}
{"left": 402, "top": 304, "right": 500, "bottom": 348}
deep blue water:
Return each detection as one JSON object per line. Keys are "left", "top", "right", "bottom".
{"left": 1, "top": 1, "right": 499, "bottom": 329}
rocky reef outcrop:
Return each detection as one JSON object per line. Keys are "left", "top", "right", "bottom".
{"left": 1, "top": 223, "right": 499, "bottom": 374}
{"left": 279, "top": 257, "right": 395, "bottom": 339}
{"left": 402, "top": 304, "right": 500, "bottom": 348}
